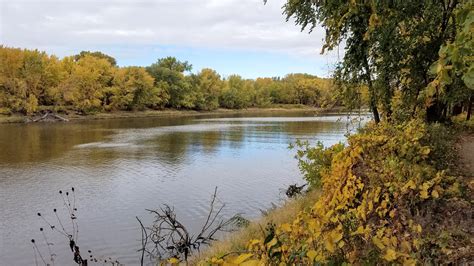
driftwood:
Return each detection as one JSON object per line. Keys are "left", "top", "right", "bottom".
{"left": 29, "top": 111, "right": 69, "bottom": 123}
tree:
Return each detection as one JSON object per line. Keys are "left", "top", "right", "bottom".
{"left": 74, "top": 51, "right": 117, "bottom": 66}
{"left": 191, "top": 68, "right": 224, "bottom": 110}
{"left": 146, "top": 57, "right": 194, "bottom": 109}
{"left": 219, "top": 75, "right": 253, "bottom": 109}
{"left": 428, "top": 1, "right": 473, "bottom": 120}
{"left": 253, "top": 78, "right": 274, "bottom": 107}
{"left": 0, "top": 46, "right": 28, "bottom": 113}
{"left": 58, "top": 55, "right": 114, "bottom": 113}
{"left": 283, "top": 74, "right": 322, "bottom": 106}
{"left": 0, "top": 46, "right": 63, "bottom": 114}
{"left": 1, "top": 46, "right": 344, "bottom": 114}
{"left": 109, "top": 67, "right": 167, "bottom": 110}
{"left": 279, "top": 0, "right": 467, "bottom": 122}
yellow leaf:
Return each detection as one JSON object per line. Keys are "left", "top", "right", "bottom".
{"left": 280, "top": 223, "right": 291, "bottom": 232}
{"left": 338, "top": 240, "right": 345, "bottom": 248}
{"left": 416, "top": 224, "right": 422, "bottom": 233}
{"left": 420, "top": 190, "right": 429, "bottom": 199}
{"left": 232, "top": 253, "right": 254, "bottom": 264}
{"left": 373, "top": 236, "right": 385, "bottom": 250}
{"left": 325, "top": 238, "right": 335, "bottom": 253}
{"left": 413, "top": 239, "right": 420, "bottom": 248}
{"left": 168, "top": 257, "right": 179, "bottom": 264}
{"left": 240, "top": 260, "right": 262, "bottom": 266}
{"left": 382, "top": 236, "right": 391, "bottom": 246}
{"left": 403, "top": 258, "right": 417, "bottom": 266}
{"left": 249, "top": 239, "right": 260, "bottom": 246}
{"left": 306, "top": 249, "right": 317, "bottom": 261}
{"left": 432, "top": 190, "right": 439, "bottom": 198}
{"left": 422, "top": 147, "right": 431, "bottom": 155}
{"left": 351, "top": 225, "right": 365, "bottom": 235}
{"left": 389, "top": 209, "right": 396, "bottom": 218}
{"left": 402, "top": 180, "right": 416, "bottom": 192}
{"left": 383, "top": 248, "right": 398, "bottom": 262}
{"left": 401, "top": 240, "right": 412, "bottom": 252}
{"left": 266, "top": 238, "right": 278, "bottom": 249}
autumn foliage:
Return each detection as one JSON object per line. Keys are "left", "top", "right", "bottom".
{"left": 203, "top": 120, "right": 471, "bottom": 265}
{"left": 0, "top": 47, "right": 338, "bottom": 115}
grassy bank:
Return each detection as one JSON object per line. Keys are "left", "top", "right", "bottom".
{"left": 0, "top": 105, "right": 347, "bottom": 124}
{"left": 190, "top": 190, "right": 321, "bottom": 264}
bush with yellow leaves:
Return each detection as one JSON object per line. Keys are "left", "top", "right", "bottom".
{"left": 203, "top": 120, "right": 472, "bottom": 265}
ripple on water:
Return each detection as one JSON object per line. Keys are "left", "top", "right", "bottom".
{"left": 0, "top": 113, "right": 365, "bottom": 265}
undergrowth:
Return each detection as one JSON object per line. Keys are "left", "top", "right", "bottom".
{"left": 201, "top": 120, "right": 473, "bottom": 265}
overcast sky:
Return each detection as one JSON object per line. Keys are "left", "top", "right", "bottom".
{"left": 0, "top": 0, "right": 339, "bottom": 78}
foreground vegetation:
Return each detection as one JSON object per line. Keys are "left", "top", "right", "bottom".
{"left": 0, "top": 47, "right": 339, "bottom": 117}
{"left": 200, "top": 119, "right": 472, "bottom": 265}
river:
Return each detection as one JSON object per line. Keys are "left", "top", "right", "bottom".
{"left": 0, "top": 111, "right": 366, "bottom": 265}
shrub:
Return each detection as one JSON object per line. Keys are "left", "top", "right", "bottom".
{"left": 292, "top": 140, "right": 344, "bottom": 188}
{"left": 205, "top": 120, "right": 471, "bottom": 265}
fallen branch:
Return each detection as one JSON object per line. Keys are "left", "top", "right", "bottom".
{"left": 137, "top": 187, "right": 247, "bottom": 265}
{"left": 30, "top": 111, "right": 69, "bottom": 123}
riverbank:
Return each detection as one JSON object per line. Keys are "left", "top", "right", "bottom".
{"left": 0, "top": 105, "right": 349, "bottom": 124}
{"left": 190, "top": 190, "right": 321, "bottom": 264}
{"left": 193, "top": 119, "right": 474, "bottom": 265}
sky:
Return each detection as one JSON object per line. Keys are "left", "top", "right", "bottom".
{"left": 0, "top": 0, "right": 340, "bottom": 78}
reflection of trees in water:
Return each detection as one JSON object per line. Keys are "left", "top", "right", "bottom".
{"left": 282, "top": 121, "right": 342, "bottom": 136}
{"left": 150, "top": 132, "right": 190, "bottom": 165}
{"left": 146, "top": 128, "right": 246, "bottom": 165}
{"left": 0, "top": 114, "right": 353, "bottom": 167}
{"left": 0, "top": 123, "right": 113, "bottom": 164}
{"left": 191, "top": 130, "right": 222, "bottom": 153}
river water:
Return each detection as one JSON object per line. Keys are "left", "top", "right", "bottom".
{"left": 0, "top": 111, "right": 366, "bottom": 265}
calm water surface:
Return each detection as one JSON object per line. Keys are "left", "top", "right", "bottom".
{"left": 0, "top": 111, "right": 365, "bottom": 265}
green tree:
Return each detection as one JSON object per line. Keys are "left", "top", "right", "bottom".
{"left": 146, "top": 57, "right": 194, "bottom": 108}
{"left": 74, "top": 51, "right": 117, "bottom": 66}
{"left": 219, "top": 75, "right": 253, "bottom": 109}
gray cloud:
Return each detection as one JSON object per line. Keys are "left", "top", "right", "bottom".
{"left": 0, "top": 0, "right": 337, "bottom": 61}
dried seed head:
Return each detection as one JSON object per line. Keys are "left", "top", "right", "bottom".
{"left": 40, "top": 228, "right": 43, "bottom": 231}
{"left": 71, "top": 187, "right": 75, "bottom": 192}
{"left": 31, "top": 239, "right": 35, "bottom": 243}
{"left": 53, "top": 209, "right": 57, "bottom": 212}
{"left": 59, "top": 190, "right": 62, "bottom": 194}
{"left": 37, "top": 213, "right": 41, "bottom": 216}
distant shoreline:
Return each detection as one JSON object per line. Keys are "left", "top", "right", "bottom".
{"left": 0, "top": 106, "right": 352, "bottom": 124}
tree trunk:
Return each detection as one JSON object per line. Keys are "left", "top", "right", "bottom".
{"left": 363, "top": 56, "right": 380, "bottom": 124}
{"left": 467, "top": 95, "right": 473, "bottom": 121}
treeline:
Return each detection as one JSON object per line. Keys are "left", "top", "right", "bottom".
{"left": 0, "top": 46, "right": 338, "bottom": 115}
